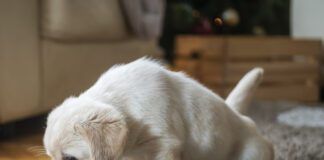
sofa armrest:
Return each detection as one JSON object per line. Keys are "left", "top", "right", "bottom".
{"left": 0, "top": 0, "right": 41, "bottom": 123}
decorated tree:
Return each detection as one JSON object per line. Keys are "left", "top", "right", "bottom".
{"left": 160, "top": 0, "right": 290, "bottom": 60}
{"left": 167, "top": 0, "right": 290, "bottom": 35}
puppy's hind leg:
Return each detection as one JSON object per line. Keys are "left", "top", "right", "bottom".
{"left": 237, "top": 139, "right": 274, "bottom": 160}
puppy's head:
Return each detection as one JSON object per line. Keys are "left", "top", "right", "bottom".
{"left": 44, "top": 97, "right": 128, "bottom": 160}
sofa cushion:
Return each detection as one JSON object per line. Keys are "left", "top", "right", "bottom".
{"left": 121, "top": 0, "right": 165, "bottom": 39}
{"left": 41, "top": 38, "right": 162, "bottom": 108}
{"left": 42, "top": 0, "right": 129, "bottom": 41}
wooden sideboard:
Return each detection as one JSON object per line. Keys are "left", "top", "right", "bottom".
{"left": 174, "top": 35, "right": 322, "bottom": 102}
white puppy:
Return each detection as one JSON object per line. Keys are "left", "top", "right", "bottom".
{"left": 44, "top": 58, "right": 274, "bottom": 160}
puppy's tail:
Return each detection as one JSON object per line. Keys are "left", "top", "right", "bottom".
{"left": 225, "top": 68, "right": 264, "bottom": 114}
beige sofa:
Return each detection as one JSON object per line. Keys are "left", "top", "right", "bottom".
{"left": 0, "top": 0, "right": 163, "bottom": 123}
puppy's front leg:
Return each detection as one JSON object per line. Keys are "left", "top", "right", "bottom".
{"left": 125, "top": 138, "right": 182, "bottom": 160}
{"left": 156, "top": 149, "right": 181, "bottom": 160}
{"left": 155, "top": 138, "right": 182, "bottom": 160}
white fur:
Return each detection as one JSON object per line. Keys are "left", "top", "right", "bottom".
{"left": 44, "top": 58, "right": 274, "bottom": 160}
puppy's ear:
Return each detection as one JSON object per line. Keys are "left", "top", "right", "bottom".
{"left": 74, "top": 106, "right": 128, "bottom": 160}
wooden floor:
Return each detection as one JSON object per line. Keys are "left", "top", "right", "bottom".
{"left": 0, "top": 114, "right": 49, "bottom": 159}
{"left": 0, "top": 133, "right": 49, "bottom": 160}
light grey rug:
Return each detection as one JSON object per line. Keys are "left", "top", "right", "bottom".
{"left": 277, "top": 106, "right": 324, "bottom": 128}
{"left": 248, "top": 102, "right": 324, "bottom": 160}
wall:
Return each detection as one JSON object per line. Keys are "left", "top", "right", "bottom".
{"left": 291, "top": 0, "right": 324, "bottom": 41}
